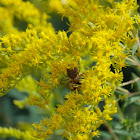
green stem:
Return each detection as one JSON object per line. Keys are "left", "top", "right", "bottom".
{"left": 114, "top": 96, "right": 132, "bottom": 140}
{"left": 119, "top": 77, "right": 140, "bottom": 87}
{"left": 116, "top": 87, "right": 131, "bottom": 95}
{"left": 135, "top": 30, "right": 140, "bottom": 58}
{"left": 115, "top": 96, "right": 124, "bottom": 122}
{"left": 131, "top": 55, "right": 140, "bottom": 68}
{"left": 104, "top": 121, "right": 119, "bottom": 140}
{"left": 126, "top": 57, "right": 136, "bottom": 64}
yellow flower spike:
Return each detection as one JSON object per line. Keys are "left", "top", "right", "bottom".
{"left": 74, "top": 133, "right": 83, "bottom": 140}
{"left": 82, "top": 134, "right": 88, "bottom": 140}
{"left": 96, "top": 120, "right": 104, "bottom": 128}
{"left": 49, "top": 0, "right": 65, "bottom": 13}
{"left": 45, "top": 129, "right": 53, "bottom": 136}
{"left": 91, "top": 130, "right": 100, "bottom": 138}
{"left": 0, "top": 0, "right": 139, "bottom": 139}
{"left": 0, "top": 126, "right": 40, "bottom": 140}
{"left": 13, "top": 99, "right": 25, "bottom": 109}
{"left": 73, "top": 110, "right": 81, "bottom": 118}
{"left": 95, "top": 107, "right": 102, "bottom": 117}
{"left": 106, "top": 0, "right": 114, "bottom": 4}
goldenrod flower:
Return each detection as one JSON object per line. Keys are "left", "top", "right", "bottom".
{"left": 0, "top": 0, "right": 139, "bottom": 139}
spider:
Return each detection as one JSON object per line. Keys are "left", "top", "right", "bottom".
{"left": 62, "top": 67, "right": 83, "bottom": 91}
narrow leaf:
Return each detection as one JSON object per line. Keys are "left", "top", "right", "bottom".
{"left": 132, "top": 42, "right": 138, "bottom": 55}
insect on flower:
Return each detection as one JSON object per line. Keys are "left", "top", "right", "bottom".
{"left": 66, "top": 67, "right": 83, "bottom": 91}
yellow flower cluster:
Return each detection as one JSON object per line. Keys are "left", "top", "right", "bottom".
{"left": 0, "top": 0, "right": 139, "bottom": 140}
{"left": 0, "top": 0, "right": 53, "bottom": 35}
{"left": 0, "top": 126, "right": 42, "bottom": 140}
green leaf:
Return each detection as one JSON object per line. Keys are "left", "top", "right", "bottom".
{"left": 131, "top": 133, "right": 140, "bottom": 139}
{"left": 114, "top": 129, "right": 140, "bottom": 139}
{"left": 8, "top": 89, "right": 26, "bottom": 99}
{"left": 132, "top": 42, "right": 138, "bottom": 55}
{"left": 132, "top": 56, "right": 140, "bottom": 68}
{"left": 100, "top": 131, "right": 112, "bottom": 139}
{"left": 115, "top": 90, "right": 127, "bottom": 96}
{"left": 124, "top": 96, "right": 140, "bottom": 107}
{"left": 134, "top": 101, "right": 140, "bottom": 106}
{"left": 125, "top": 59, "right": 137, "bottom": 67}
{"left": 113, "top": 130, "right": 129, "bottom": 136}
{"left": 132, "top": 73, "right": 140, "bottom": 91}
